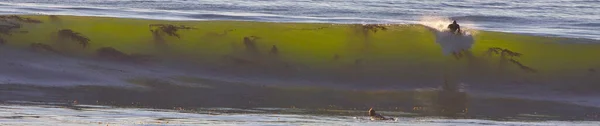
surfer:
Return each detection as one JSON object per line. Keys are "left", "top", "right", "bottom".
{"left": 368, "top": 108, "right": 391, "bottom": 120}
{"left": 447, "top": 20, "right": 461, "bottom": 34}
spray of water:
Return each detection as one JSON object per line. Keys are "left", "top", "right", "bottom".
{"left": 417, "top": 16, "right": 476, "bottom": 55}
{"left": 418, "top": 15, "right": 479, "bottom": 35}
{"left": 415, "top": 16, "right": 476, "bottom": 94}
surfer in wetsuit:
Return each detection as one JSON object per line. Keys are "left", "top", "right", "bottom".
{"left": 368, "top": 108, "right": 390, "bottom": 120}
{"left": 448, "top": 20, "right": 461, "bottom": 34}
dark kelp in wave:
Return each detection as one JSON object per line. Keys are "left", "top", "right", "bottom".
{"left": 205, "top": 29, "right": 235, "bottom": 36}
{"left": 96, "top": 47, "right": 153, "bottom": 63}
{"left": 30, "top": 43, "right": 60, "bottom": 54}
{"left": 149, "top": 24, "right": 196, "bottom": 38}
{"left": 0, "top": 23, "right": 21, "bottom": 36}
{"left": 487, "top": 47, "right": 536, "bottom": 73}
{"left": 243, "top": 36, "right": 260, "bottom": 54}
{"left": 57, "top": 29, "right": 91, "bottom": 48}
{"left": 451, "top": 49, "right": 469, "bottom": 60}
{"left": 285, "top": 26, "right": 330, "bottom": 31}
{"left": 360, "top": 24, "right": 388, "bottom": 33}
{"left": 0, "top": 15, "right": 42, "bottom": 44}
{"left": 487, "top": 47, "right": 522, "bottom": 58}
{"left": 0, "top": 15, "right": 42, "bottom": 24}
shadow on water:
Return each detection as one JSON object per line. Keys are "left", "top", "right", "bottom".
{"left": 0, "top": 77, "right": 598, "bottom": 121}
{"left": 412, "top": 80, "right": 469, "bottom": 117}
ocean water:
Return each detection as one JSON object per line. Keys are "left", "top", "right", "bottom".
{"left": 0, "top": 0, "right": 599, "bottom": 40}
{"left": 1, "top": 102, "right": 599, "bottom": 126}
{"left": 1, "top": 0, "right": 600, "bottom": 125}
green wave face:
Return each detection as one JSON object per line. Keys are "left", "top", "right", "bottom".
{"left": 3, "top": 15, "right": 600, "bottom": 89}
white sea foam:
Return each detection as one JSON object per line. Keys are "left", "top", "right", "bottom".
{"left": 0, "top": 104, "right": 597, "bottom": 126}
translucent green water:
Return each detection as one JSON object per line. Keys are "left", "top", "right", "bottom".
{"left": 3, "top": 15, "right": 600, "bottom": 88}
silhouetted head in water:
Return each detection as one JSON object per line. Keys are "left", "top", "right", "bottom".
{"left": 368, "top": 108, "right": 390, "bottom": 120}
{"left": 452, "top": 20, "right": 457, "bottom": 24}
{"left": 368, "top": 108, "right": 376, "bottom": 116}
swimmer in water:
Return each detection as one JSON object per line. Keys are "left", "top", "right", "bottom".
{"left": 368, "top": 108, "right": 390, "bottom": 120}
{"left": 448, "top": 20, "right": 461, "bottom": 34}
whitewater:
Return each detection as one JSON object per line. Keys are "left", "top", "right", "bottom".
{"left": 0, "top": 0, "right": 600, "bottom": 125}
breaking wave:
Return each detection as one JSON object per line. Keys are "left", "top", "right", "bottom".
{"left": 1, "top": 15, "right": 599, "bottom": 120}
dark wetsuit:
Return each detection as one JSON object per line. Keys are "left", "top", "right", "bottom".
{"left": 369, "top": 108, "right": 390, "bottom": 120}
{"left": 448, "top": 21, "right": 461, "bottom": 34}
